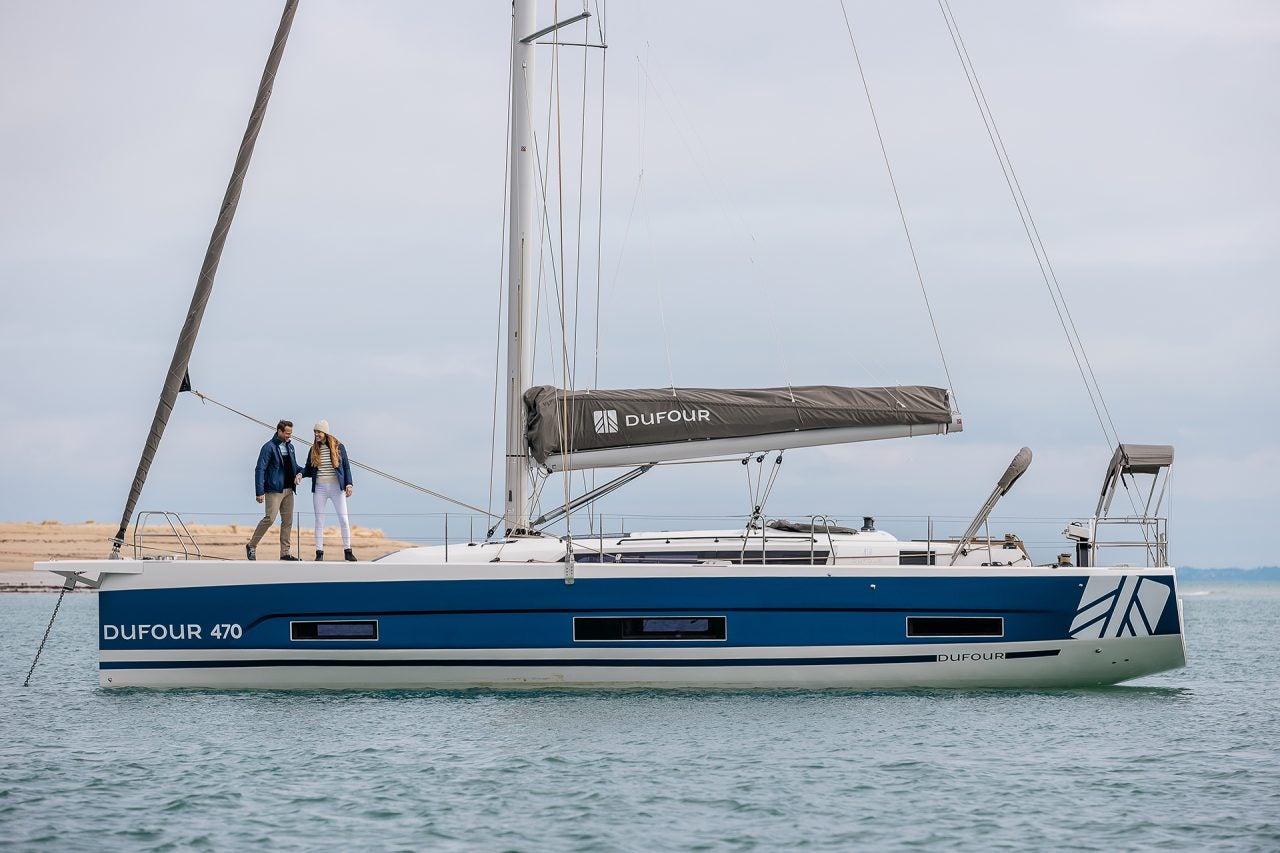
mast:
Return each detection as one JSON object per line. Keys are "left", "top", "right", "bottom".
{"left": 503, "top": 0, "right": 537, "bottom": 534}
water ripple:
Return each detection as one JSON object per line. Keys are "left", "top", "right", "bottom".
{"left": 2, "top": 586, "right": 1279, "bottom": 851}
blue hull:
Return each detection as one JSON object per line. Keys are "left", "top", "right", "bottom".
{"left": 88, "top": 565, "right": 1187, "bottom": 689}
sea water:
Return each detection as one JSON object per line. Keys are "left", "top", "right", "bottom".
{"left": 1, "top": 584, "right": 1277, "bottom": 851}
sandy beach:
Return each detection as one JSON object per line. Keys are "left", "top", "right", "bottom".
{"left": 0, "top": 521, "right": 415, "bottom": 590}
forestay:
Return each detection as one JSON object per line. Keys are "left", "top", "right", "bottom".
{"left": 525, "top": 385, "right": 957, "bottom": 471}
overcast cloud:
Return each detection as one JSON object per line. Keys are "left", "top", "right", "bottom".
{"left": 1, "top": 1, "right": 1276, "bottom": 566}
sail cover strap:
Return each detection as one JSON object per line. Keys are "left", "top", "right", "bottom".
{"left": 110, "top": 0, "right": 299, "bottom": 555}
{"left": 525, "top": 385, "right": 955, "bottom": 471}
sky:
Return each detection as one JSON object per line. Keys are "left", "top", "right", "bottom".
{"left": 1, "top": 1, "right": 1276, "bottom": 567}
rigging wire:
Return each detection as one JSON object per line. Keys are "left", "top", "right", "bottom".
{"left": 836, "top": 0, "right": 959, "bottom": 410}
{"left": 186, "top": 389, "right": 499, "bottom": 520}
{"left": 488, "top": 8, "right": 519, "bottom": 526}
{"left": 592, "top": 0, "right": 608, "bottom": 394}
{"left": 519, "top": 65, "right": 571, "bottom": 384}
{"left": 525, "top": 24, "right": 574, "bottom": 530}
{"left": 569, "top": 7, "right": 591, "bottom": 393}
{"left": 936, "top": 0, "right": 1120, "bottom": 450}
{"left": 586, "top": 0, "right": 610, "bottom": 537}
{"left": 510, "top": 7, "right": 611, "bottom": 539}
{"left": 551, "top": 1, "right": 577, "bottom": 553}
{"left": 565, "top": 7, "right": 600, "bottom": 535}
{"left": 513, "top": 11, "right": 592, "bottom": 541}
{"left": 524, "top": 51, "right": 575, "bottom": 539}
{"left": 527, "top": 62, "right": 554, "bottom": 387}
{"left": 935, "top": 1, "right": 1141, "bottom": 517}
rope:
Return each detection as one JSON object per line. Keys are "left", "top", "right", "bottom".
{"left": 23, "top": 585, "right": 68, "bottom": 687}
{"left": 187, "top": 389, "right": 499, "bottom": 520}
{"left": 761, "top": 451, "right": 784, "bottom": 511}
{"left": 742, "top": 451, "right": 784, "bottom": 526}
{"left": 738, "top": 451, "right": 784, "bottom": 561}
{"left": 837, "top": 0, "right": 959, "bottom": 408}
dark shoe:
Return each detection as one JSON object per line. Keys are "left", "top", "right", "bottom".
{"left": 281, "top": 554, "right": 301, "bottom": 561}
{"left": 246, "top": 545, "right": 256, "bottom": 561}
{"left": 344, "top": 548, "right": 358, "bottom": 562}
{"left": 315, "top": 550, "right": 324, "bottom": 561}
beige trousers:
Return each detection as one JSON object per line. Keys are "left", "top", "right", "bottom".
{"left": 248, "top": 489, "right": 295, "bottom": 557}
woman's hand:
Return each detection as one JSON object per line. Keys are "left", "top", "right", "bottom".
{"left": 345, "top": 485, "right": 353, "bottom": 498}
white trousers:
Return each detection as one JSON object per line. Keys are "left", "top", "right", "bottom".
{"left": 312, "top": 481, "right": 351, "bottom": 550}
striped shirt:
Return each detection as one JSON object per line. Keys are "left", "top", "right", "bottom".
{"left": 317, "top": 444, "right": 339, "bottom": 484}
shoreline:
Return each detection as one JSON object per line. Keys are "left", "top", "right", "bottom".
{"left": 0, "top": 521, "right": 417, "bottom": 590}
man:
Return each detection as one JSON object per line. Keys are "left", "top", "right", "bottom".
{"left": 246, "top": 419, "right": 304, "bottom": 561}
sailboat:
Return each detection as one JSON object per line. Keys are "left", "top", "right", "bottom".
{"left": 39, "top": 0, "right": 1185, "bottom": 689}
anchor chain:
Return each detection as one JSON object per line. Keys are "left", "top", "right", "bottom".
{"left": 23, "top": 584, "right": 69, "bottom": 687}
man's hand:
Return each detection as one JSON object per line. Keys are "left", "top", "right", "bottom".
{"left": 295, "top": 473, "right": 302, "bottom": 485}
{"left": 256, "top": 495, "right": 265, "bottom": 504}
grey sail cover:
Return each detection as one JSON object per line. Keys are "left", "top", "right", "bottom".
{"left": 525, "top": 385, "right": 954, "bottom": 468}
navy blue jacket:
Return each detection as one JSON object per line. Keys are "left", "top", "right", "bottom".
{"left": 254, "top": 435, "right": 301, "bottom": 496}
{"left": 301, "top": 442, "right": 354, "bottom": 493}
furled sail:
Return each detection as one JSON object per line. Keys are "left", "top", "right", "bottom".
{"left": 525, "top": 385, "right": 958, "bottom": 472}
{"left": 108, "top": 0, "right": 299, "bottom": 556}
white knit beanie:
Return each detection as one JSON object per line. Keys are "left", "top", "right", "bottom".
{"left": 314, "top": 419, "right": 330, "bottom": 434}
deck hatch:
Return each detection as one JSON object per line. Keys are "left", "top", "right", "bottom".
{"left": 572, "top": 551, "right": 828, "bottom": 565}
{"left": 574, "top": 616, "right": 727, "bottom": 641}
{"left": 290, "top": 620, "right": 379, "bottom": 641}
{"left": 906, "top": 616, "right": 1004, "bottom": 638}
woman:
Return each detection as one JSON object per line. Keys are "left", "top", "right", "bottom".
{"left": 302, "top": 419, "right": 356, "bottom": 561}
